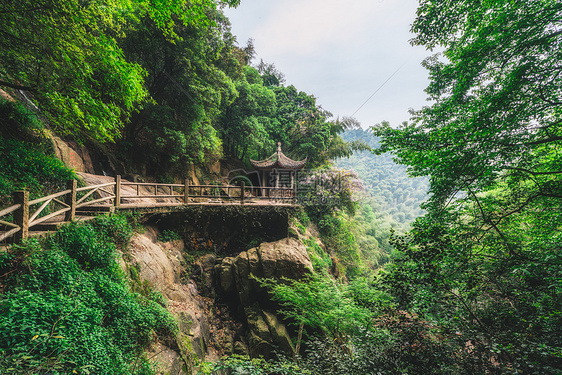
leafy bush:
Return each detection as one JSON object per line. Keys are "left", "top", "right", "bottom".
{"left": 0, "top": 99, "right": 76, "bottom": 205}
{"left": 157, "top": 229, "right": 181, "bottom": 242}
{"left": 316, "top": 213, "right": 364, "bottom": 278}
{"left": 0, "top": 137, "right": 76, "bottom": 203}
{"left": 205, "top": 354, "right": 308, "bottom": 375}
{"left": 0, "top": 217, "right": 177, "bottom": 375}
{"left": 303, "top": 238, "right": 331, "bottom": 273}
{"left": 259, "top": 274, "right": 392, "bottom": 338}
{"left": 92, "top": 214, "right": 134, "bottom": 246}
{"left": 50, "top": 224, "right": 117, "bottom": 269}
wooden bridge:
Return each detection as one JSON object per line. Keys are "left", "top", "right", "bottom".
{"left": 0, "top": 175, "right": 298, "bottom": 244}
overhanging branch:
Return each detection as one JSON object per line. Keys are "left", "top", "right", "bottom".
{"left": 0, "top": 80, "right": 36, "bottom": 91}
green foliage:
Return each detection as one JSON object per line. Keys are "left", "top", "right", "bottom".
{"left": 120, "top": 9, "right": 237, "bottom": 175}
{"left": 0, "top": 137, "right": 76, "bottom": 202}
{"left": 293, "top": 209, "right": 310, "bottom": 227}
{"left": 371, "top": 0, "right": 562, "bottom": 373}
{"left": 337, "top": 128, "right": 429, "bottom": 231}
{"left": 217, "top": 62, "right": 366, "bottom": 166}
{"left": 0, "top": 99, "right": 43, "bottom": 137}
{"left": 313, "top": 213, "right": 364, "bottom": 278}
{"left": 373, "top": 0, "right": 562, "bottom": 211}
{"left": 299, "top": 320, "right": 452, "bottom": 375}
{"left": 303, "top": 238, "right": 331, "bottom": 273}
{"left": 332, "top": 128, "right": 431, "bottom": 269}
{"left": 0, "top": 217, "right": 177, "bottom": 375}
{"left": 205, "top": 354, "right": 308, "bottom": 375}
{"left": 0, "top": 0, "right": 239, "bottom": 142}
{"left": 157, "top": 229, "right": 182, "bottom": 242}
{"left": 0, "top": 100, "right": 76, "bottom": 205}
{"left": 260, "top": 274, "right": 392, "bottom": 338}
{"left": 91, "top": 214, "right": 134, "bottom": 246}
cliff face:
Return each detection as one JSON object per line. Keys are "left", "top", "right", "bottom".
{"left": 126, "top": 224, "right": 313, "bottom": 374}
{"left": 51, "top": 135, "right": 314, "bottom": 373}
{"left": 49, "top": 134, "right": 227, "bottom": 184}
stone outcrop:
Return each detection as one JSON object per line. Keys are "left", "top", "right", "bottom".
{"left": 128, "top": 225, "right": 315, "bottom": 371}
{"left": 245, "top": 307, "right": 295, "bottom": 358}
{"left": 52, "top": 136, "right": 95, "bottom": 173}
{"left": 217, "top": 238, "right": 313, "bottom": 306}
{"left": 128, "top": 229, "right": 222, "bottom": 374}
{"left": 216, "top": 237, "right": 312, "bottom": 358}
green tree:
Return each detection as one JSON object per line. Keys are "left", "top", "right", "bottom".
{"left": 0, "top": 0, "right": 239, "bottom": 142}
{"left": 374, "top": 1, "right": 562, "bottom": 372}
{"left": 219, "top": 66, "right": 277, "bottom": 160}
{"left": 373, "top": 0, "right": 562, "bottom": 208}
{"left": 119, "top": 8, "right": 238, "bottom": 175}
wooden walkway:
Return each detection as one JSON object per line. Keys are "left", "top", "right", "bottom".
{"left": 0, "top": 175, "right": 297, "bottom": 244}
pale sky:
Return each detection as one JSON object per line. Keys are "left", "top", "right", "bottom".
{"left": 223, "top": 0, "right": 432, "bottom": 129}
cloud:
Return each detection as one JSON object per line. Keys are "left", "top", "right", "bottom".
{"left": 225, "top": 0, "right": 431, "bottom": 128}
{"left": 254, "top": 0, "right": 401, "bottom": 56}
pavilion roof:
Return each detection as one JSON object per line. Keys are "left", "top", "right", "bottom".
{"left": 250, "top": 143, "right": 307, "bottom": 170}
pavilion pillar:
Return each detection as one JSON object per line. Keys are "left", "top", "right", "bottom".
{"left": 262, "top": 170, "right": 266, "bottom": 197}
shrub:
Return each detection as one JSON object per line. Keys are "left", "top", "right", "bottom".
{"left": 0, "top": 99, "right": 76, "bottom": 205}
{"left": 157, "top": 229, "right": 181, "bottom": 242}
{"left": 0, "top": 218, "right": 177, "bottom": 375}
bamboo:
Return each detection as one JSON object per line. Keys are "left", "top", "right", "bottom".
{"left": 65, "top": 179, "right": 77, "bottom": 221}
{"left": 29, "top": 198, "right": 52, "bottom": 223}
{"left": 76, "top": 195, "right": 114, "bottom": 208}
{"left": 29, "top": 207, "right": 71, "bottom": 227}
{"left": 241, "top": 182, "right": 245, "bottom": 205}
{"left": 121, "top": 182, "right": 184, "bottom": 187}
{"left": 53, "top": 198, "right": 70, "bottom": 208}
{"left": 0, "top": 227, "right": 20, "bottom": 242}
{"left": 76, "top": 182, "right": 115, "bottom": 192}
{"left": 76, "top": 186, "right": 100, "bottom": 204}
{"left": 120, "top": 195, "right": 178, "bottom": 199}
{"left": 114, "top": 175, "right": 121, "bottom": 207}
{"left": 0, "top": 219, "right": 19, "bottom": 228}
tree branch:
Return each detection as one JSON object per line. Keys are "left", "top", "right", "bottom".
{"left": 523, "top": 136, "right": 562, "bottom": 146}
{"left": 505, "top": 167, "right": 562, "bottom": 176}
{"left": 0, "top": 80, "right": 36, "bottom": 91}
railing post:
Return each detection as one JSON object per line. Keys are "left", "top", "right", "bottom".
{"left": 241, "top": 181, "right": 245, "bottom": 205}
{"left": 65, "top": 179, "right": 77, "bottom": 221}
{"left": 13, "top": 190, "right": 29, "bottom": 243}
{"left": 114, "top": 175, "right": 121, "bottom": 208}
{"left": 184, "top": 178, "right": 190, "bottom": 204}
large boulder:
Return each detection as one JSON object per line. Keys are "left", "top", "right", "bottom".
{"left": 128, "top": 228, "right": 220, "bottom": 370}
{"left": 245, "top": 307, "right": 295, "bottom": 358}
{"left": 218, "top": 237, "right": 313, "bottom": 306}
{"left": 217, "top": 238, "right": 312, "bottom": 358}
{"left": 258, "top": 238, "right": 313, "bottom": 280}
{"left": 52, "top": 136, "right": 87, "bottom": 172}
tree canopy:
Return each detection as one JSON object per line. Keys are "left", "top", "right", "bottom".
{"left": 0, "top": 0, "right": 238, "bottom": 142}
{"left": 374, "top": 0, "right": 562, "bottom": 208}
{"left": 373, "top": 1, "right": 562, "bottom": 372}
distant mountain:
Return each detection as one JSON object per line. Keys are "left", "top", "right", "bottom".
{"left": 334, "top": 128, "right": 430, "bottom": 265}
{"left": 337, "top": 128, "right": 430, "bottom": 227}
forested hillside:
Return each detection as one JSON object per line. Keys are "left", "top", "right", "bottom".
{"left": 1, "top": 0, "right": 561, "bottom": 374}
{"left": 0, "top": 0, "right": 362, "bottom": 182}
{"left": 337, "top": 128, "right": 429, "bottom": 230}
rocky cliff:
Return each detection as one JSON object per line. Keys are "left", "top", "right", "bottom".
{"left": 125, "top": 224, "right": 313, "bottom": 374}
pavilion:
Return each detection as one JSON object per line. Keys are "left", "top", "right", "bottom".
{"left": 250, "top": 142, "right": 307, "bottom": 195}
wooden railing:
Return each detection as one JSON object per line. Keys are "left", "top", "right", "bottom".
{"left": 0, "top": 175, "right": 297, "bottom": 244}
